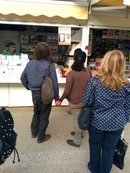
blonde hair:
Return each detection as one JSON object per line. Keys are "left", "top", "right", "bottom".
{"left": 96, "top": 50, "right": 129, "bottom": 90}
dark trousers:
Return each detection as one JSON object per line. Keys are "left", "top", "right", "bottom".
{"left": 88, "top": 125, "right": 123, "bottom": 173}
{"left": 31, "top": 91, "right": 52, "bottom": 140}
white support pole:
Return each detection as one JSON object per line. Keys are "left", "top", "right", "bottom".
{"left": 81, "top": 24, "right": 90, "bottom": 67}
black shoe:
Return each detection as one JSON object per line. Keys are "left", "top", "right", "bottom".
{"left": 88, "top": 162, "right": 92, "bottom": 172}
{"left": 71, "top": 131, "right": 75, "bottom": 136}
{"left": 32, "top": 134, "right": 36, "bottom": 138}
{"left": 37, "top": 134, "right": 51, "bottom": 143}
{"left": 67, "top": 110, "right": 71, "bottom": 115}
{"left": 71, "top": 131, "right": 83, "bottom": 138}
{"left": 67, "top": 139, "right": 80, "bottom": 147}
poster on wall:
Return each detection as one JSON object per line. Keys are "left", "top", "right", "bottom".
{"left": 126, "top": 30, "right": 130, "bottom": 37}
{"left": 102, "top": 29, "right": 108, "bottom": 38}
{"left": 102, "top": 29, "right": 130, "bottom": 39}
{"left": 114, "top": 29, "right": 120, "bottom": 37}
{"left": 58, "top": 26, "right": 71, "bottom": 45}
{"left": 20, "top": 35, "right": 29, "bottom": 44}
{"left": 108, "top": 29, "right": 114, "bottom": 37}
{"left": 30, "top": 35, "right": 38, "bottom": 43}
{"left": 120, "top": 30, "right": 126, "bottom": 37}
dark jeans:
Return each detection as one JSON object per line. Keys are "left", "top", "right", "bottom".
{"left": 88, "top": 125, "right": 123, "bottom": 173}
{"left": 31, "top": 91, "right": 52, "bottom": 140}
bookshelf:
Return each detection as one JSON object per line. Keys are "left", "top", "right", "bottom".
{"left": 20, "top": 33, "right": 68, "bottom": 61}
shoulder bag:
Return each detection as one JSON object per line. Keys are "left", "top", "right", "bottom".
{"left": 78, "top": 78, "right": 97, "bottom": 131}
{"left": 41, "top": 63, "right": 54, "bottom": 105}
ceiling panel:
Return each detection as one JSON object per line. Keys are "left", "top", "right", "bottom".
{"left": 93, "top": 0, "right": 123, "bottom": 7}
{"left": 92, "top": 0, "right": 130, "bottom": 12}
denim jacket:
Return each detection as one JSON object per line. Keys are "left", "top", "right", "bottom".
{"left": 20, "top": 59, "right": 59, "bottom": 100}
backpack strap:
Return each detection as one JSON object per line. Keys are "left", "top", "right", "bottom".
{"left": 46, "top": 63, "right": 51, "bottom": 77}
{"left": 42, "top": 63, "right": 51, "bottom": 81}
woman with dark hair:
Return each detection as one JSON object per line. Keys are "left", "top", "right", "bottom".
{"left": 74, "top": 48, "right": 82, "bottom": 56}
{"left": 58, "top": 51, "right": 92, "bottom": 147}
{"left": 20, "top": 42, "right": 60, "bottom": 143}
{"left": 67, "top": 48, "right": 82, "bottom": 115}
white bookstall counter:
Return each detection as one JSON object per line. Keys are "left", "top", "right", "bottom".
{"left": 0, "top": 54, "right": 68, "bottom": 107}
{"left": 0, "top": 76, "right": 67, "bottom": 107}
{"left": 0, "top": 76, "right": 129, "bottom": 107}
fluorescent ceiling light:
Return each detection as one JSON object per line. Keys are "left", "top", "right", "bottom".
{"left": 92, "top": 6, "right": 127, "bottom": 11}
{"left": 1, "top": 0, "right": 89, "bottom": 6}
{"left": 123, "top": 0, "right": 130, "bottom": 6}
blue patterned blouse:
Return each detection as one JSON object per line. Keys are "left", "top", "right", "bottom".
{"left": 82, "top": 76, "right": 130, "bottom": 131}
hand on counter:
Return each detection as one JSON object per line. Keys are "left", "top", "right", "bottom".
{"left": 55, "top": 100, "right": 62, "bottom": 106}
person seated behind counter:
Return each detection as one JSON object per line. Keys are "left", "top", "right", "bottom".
{"left": 3, "top": 42, "right": 20, "bottom": 55}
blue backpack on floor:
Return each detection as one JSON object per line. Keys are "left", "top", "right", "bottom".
{"left": 0, "top": 107, "right": 20, "bottom": 165}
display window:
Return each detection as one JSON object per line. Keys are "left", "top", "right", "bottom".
{"left": 88, "top": 28, "right": 130, "bottom": 78}
{"left": 0, "top": 24, "right": 81, "bottom": 80}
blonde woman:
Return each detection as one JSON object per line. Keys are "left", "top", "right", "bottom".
{"left": 82, "top": 50, "right": 130, "bottom": 173}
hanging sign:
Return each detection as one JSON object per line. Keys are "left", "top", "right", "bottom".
{"left": 58, "top": 26, "right": 71, "bottom": 45}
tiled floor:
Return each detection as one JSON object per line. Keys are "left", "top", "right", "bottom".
{"left": 0, "top": 106, "right": 130, "bottom": 173}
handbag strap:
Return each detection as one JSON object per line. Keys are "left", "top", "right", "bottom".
{"left": 86, "top": 78, "right": 97, "bottom": 106}
{"left": 87, "top": 67, "right": 92, "bottom": 78}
